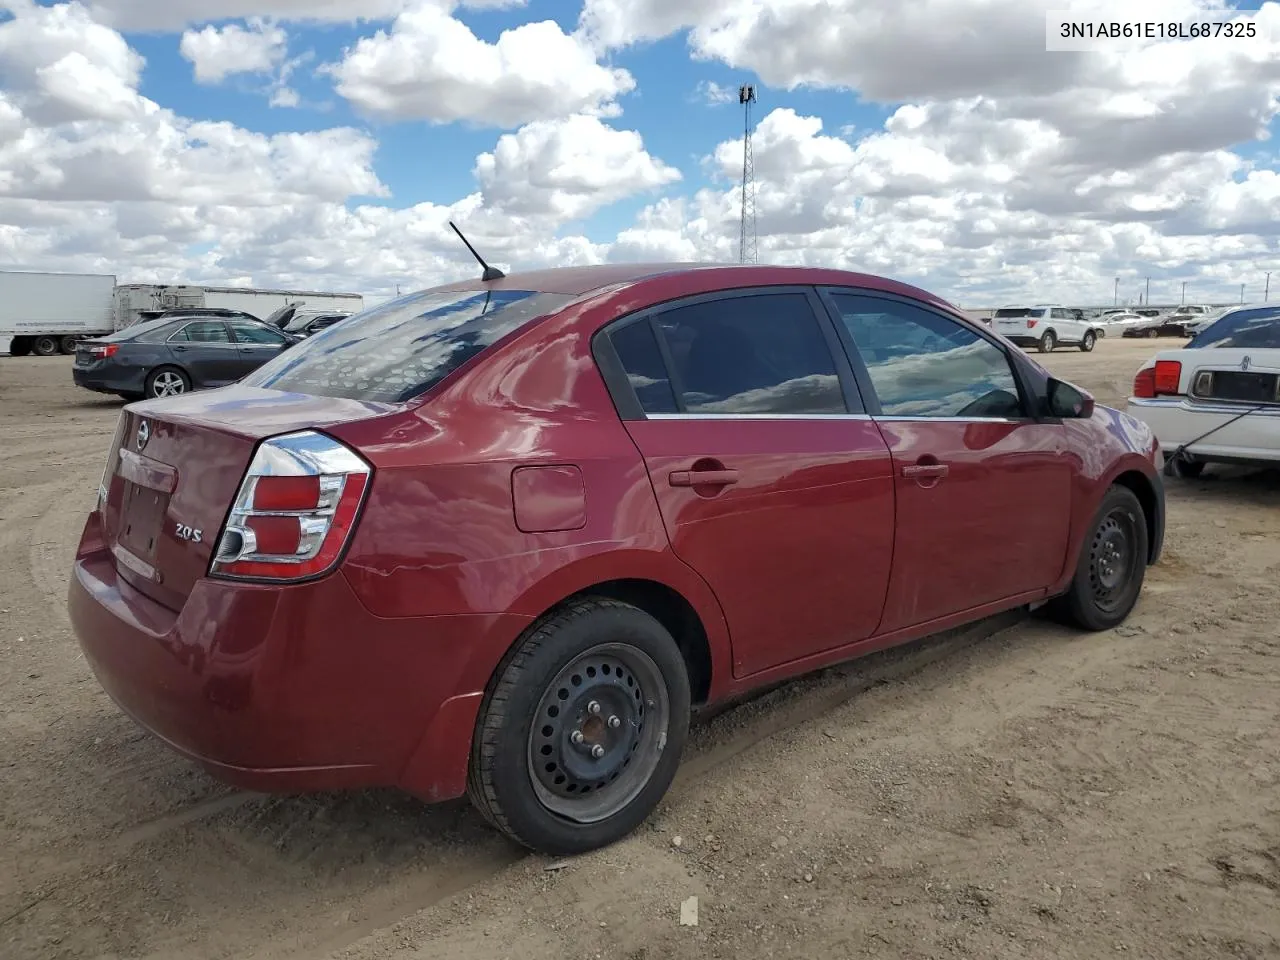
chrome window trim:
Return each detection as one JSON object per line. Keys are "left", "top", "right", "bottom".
{"left": 643, "top": 412, "right": 1027, "bottom": 423}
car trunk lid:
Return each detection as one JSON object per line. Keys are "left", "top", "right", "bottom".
{"left": 98, "top": 385, "right": 398, "bottom": 610}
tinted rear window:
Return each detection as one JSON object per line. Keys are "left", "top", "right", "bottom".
{"left": 242, "top": 289, "right": 574, "bottom": 402}
{"left": 1192, "top": 308, "right": 1280, "bottom": 348}
{"left": 993, "top": 308, "right": 1038, "bottom": 318}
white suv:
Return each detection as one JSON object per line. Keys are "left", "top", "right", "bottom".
{"left": 991, "top": 305, "right": 1101, "bottom": 353}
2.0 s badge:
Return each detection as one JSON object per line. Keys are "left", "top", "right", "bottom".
{"left": 175, "top": 523, "right": 202, "bottom": 543}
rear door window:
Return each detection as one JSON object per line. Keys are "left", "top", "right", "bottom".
{"left": 171, "top": 321, "right": 232, "bottom": 343}
{"left": 608, "top": 320, "right": 679, "bottom": 414}
{"left": 242, "top": 289, "right": 575, "bottom": 402}
{"left": 643, "top": 292, "right": 847, "bottom": 415}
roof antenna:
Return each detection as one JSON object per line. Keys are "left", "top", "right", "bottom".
{"left": 448, "top": 221, "right": 505, "bottom": 281}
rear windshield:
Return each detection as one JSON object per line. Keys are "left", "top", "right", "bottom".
{"left": 241, "top": 288, "right": 575, "bottom": 402}
{"left": 993, "top": 308, "right": 1039, "bottom": 318}
{"left": 1191, "top": 309, "right": 1280, "bottom": 349}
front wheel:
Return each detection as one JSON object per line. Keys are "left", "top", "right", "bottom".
{"left": 1037, "top": 330, "right": 1057, "bottom": 353}
{"left": 1079, "top": 331, "right": 1096, "bottom": 352}
{"left": 1056, "top": 485, "right": 1149, "bottom": 631}
{"left": 468, "top": 598, "right": 691, "bottom": 856}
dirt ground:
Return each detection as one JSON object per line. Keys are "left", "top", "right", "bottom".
{"left": 1, "top": 337, "right": 1277, "bottom": 960}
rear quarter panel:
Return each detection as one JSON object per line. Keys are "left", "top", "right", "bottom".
{"left": 328, "top": 290, "right": 735, "bottom": 698}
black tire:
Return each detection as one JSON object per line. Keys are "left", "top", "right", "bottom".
{"left": 468, "top": 598, "right": 691, "bottom": 856}
{"left": 59, "top": 336, "right": 79, "bottom": 355}
{"left": 1038, "top": 330, "right": 1056, "bottom": 353}
{"left": 32, "top": 336, "right": 59, "bottom": 357}
{"left": 1057, "top": 486, "right": 1149, "bottom": 631}
{"left": 9, "top": 337, "right": 32, "bottom": 357}
{"left": 145, "top": 366, "right": 191, "bottom": 399}
{"left": 1164, "top": 455, "right": 1206, "bottom": 479}
{"left": 1079, "top": 331, "right": 1096, "bottom": 352}
{"left": 1146, "top": 329, "right": 1158, "bottom": 338}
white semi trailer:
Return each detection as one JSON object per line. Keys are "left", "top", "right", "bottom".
{"left": 2, "top": 272, "right": 366, "bottom": 355}
{"left": 0, "top": 270, "right": 117, "bottom": 356}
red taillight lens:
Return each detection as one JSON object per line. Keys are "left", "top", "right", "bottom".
{"left": 1133, "top": 367, "right": 1155, "bottom": 398}
{"left": 1027, "top": 319, "right": 1038, "bottom": 328}
{"left": 209, "top": 431, "right": 372, "bottom": 582}
{"left": 1153, "top": 360, "right": 1182, "bottom": 395}
{"left": 252, "top": 475, "right": 321, "bottom": 511}
{"left": 89, "top": 343, "right": 119, "bottom": 359}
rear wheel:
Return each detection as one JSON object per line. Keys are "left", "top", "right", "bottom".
{"left": 59, "top": 336, "right": 78, "bottom": 355}
{"left": 1165, "top": 455, "right": 1206, "bottom": 479}
{"left": 1146, "top": 328, "right": 1158, "bottom": 338}
{"left": 468, "top": 598, "right": 691, "bottom": 856}
{"left": 146, "top": 366, "right": 190, "bottom": 399}
{"left": 1037, "top": 330, "right": 1056, "bottom": 353}
{"left": 32, "top": 336, "right": 59, "bottom": 357}
{"left": 1079, "top": 331, "right": 1096, "bottom": 352}
{"left": 1057, "top": 485, "right": 1148, "bottom": 631}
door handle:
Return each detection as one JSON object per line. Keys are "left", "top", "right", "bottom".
{"left": 901, "top": 463, "right": 949, "bottom": 480}
{"left": 669, "top": 469, "right": 739, "bottom": 487}
{"left": 173, "top": 345, "right": 187, "bottom": 352}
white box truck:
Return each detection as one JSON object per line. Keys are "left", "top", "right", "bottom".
{"left": 114, "top": 284, "right": 364, "bottom": 328}
{"left": 1, "top": 270, "right": 117, "bottom": 356}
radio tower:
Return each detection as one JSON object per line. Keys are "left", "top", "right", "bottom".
{"left": 738, "top": 84, "right": 758, "bottom": 264}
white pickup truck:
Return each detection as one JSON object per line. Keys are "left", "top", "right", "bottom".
{"left": 991, "top": 304, "right": 1103, "bottom": 353}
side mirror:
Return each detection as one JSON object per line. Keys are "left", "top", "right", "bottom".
{"left": 1046, "top": 378, "right": 1095, "bottom": 419}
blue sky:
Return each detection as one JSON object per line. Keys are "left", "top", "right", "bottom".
{"left": 120, "top": 0, "right": 870, "bottom": 239}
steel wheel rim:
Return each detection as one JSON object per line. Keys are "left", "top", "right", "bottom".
{"left": 153, "top": 372, "right": 186, "bottom": 397}
{"left": 527, "top": 642, "right": 670, "bottom": 824}
{"left": 1089, "top": 509, "right": 1138, "bottom": 612}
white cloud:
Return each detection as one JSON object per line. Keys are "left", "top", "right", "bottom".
{"left": 325, "top": 4, "right": 636, "bottom": 125}
{"left": 694, "top": 80, "right": 735, "bottom": 105}
{"left": 474, "top": 114, "right": 681, "bottom": 221}
{"left": 179, "top": 19, "right": 288, "bottom": 84}
{"left": 4, "top": 0, "right": 1280, "bottom": 309}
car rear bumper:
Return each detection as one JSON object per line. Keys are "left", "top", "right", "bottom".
{"left": 73, "top": 363, "right": 145, "bottom": 394}
{"left": 68, "top": 511, "right": 530, "bottom": 801}
{"left": 1127, "top": 396, "right": 1280, "bottom": 463}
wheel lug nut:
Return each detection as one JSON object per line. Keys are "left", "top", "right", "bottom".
{"left": 570, "top": 730, "right": 584, "bottom": 745}
{"left": 590, "top": 744, "right": 605, "bottom": 759}
{"left": 608, "top": 716, "right": 621, "bottom": 729}
{"left": 588, "top": 700, "right": 601, "bottom": 715}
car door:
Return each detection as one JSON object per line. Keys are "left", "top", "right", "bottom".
{"left": 1052, "top": 307, "right": 1081, "bottom": 342}
{"left": 166, "top": 320, "right": 241, "bottom": 386}
{"left": 228, "top": 320, "right": 291, "bottom": 376}
{"left": 819, "top": 288, "right": 1074, "bottom": 633}
{"left": 598, "top": 287, "right": 896, "bottom": 678}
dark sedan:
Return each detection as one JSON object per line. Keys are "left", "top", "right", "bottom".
{"left": 1122, "top": 315, "right": 1195, "bottom": 339}
{"left": 73, "top": 315, "right": 298, "bottom": 400}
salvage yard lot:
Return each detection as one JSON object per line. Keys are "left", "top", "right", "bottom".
{"left": 2, "top": 337, "right": 1277, "bottom": 960}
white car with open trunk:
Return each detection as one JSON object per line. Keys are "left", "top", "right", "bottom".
{"left": 1127, "top": 305, "right": 1280, "bottom": 476}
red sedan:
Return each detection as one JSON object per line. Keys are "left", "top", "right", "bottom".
{"left": 68, "top": 264, "right": 1165, "bottom": 855}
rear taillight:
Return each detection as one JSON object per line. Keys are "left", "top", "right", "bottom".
{"left": 209, "top": 430, "right": 372, "bottom": 582}
{"left": 89, "top": 343, "right": 119, "bottom": 359}
{"left": 1027, "top": 319, "right": 1038, "bottom": 328}
{"left": 1132, "top": 367, "right": 1155, "bottom": 398}
{"left": 1153, "top": 360, "right": 1182, "bottom": 395}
